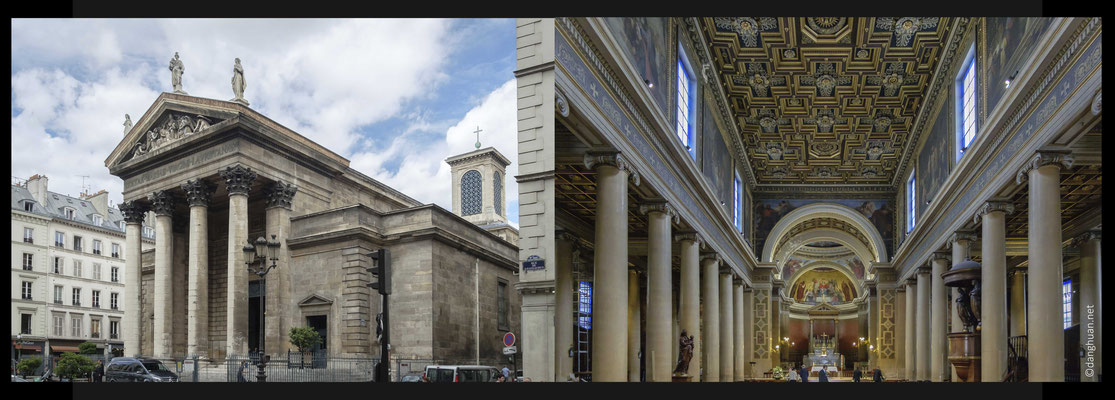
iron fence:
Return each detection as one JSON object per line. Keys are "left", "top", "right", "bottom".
{"left": 222, "top": 353, "right": 378, "bottom": 382}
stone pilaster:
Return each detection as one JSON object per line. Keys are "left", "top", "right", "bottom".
{"left": 719, "top": 272, "right": 734, "bottom": 381}
{"left": 733, "top": 280, "right": 745, "bottom": 382}
{"left": 182, "top": 179, "right": 215, "bottom": 358}
{"left": 916, "top": 267, "right": 930, "bottom": 381}
{"left": 639, "top": 202, "right": 675, "bottom": 382}
{"left": 148, "top": 190, "right": 176, "bottom": 359}
{"left": 554, "top": 231, "right": 577, "bottom": 382}
{"left": 220, "top": 164, "right": 256, "bottom": 357}
{"left": 904, "top": 279, "right": 916, "bottom": 381}
{"left": 675, "top": 233, "right": 702, "bottom": 381}
{"left": 975, "top": 200, "right": 1013, "bottom": 381}
{"left": 265, "top": 180, "right": 296, "bottom": 355}
{"left": 119, "top": 201, "right": 149, "bottom": 357}
{"left": 929, "top": 251, "right": 950, "bottom": 381}
{"left": 585, "top": 151, "right": 633, "bottom": 382}
{"left": 701, "top": 253, "right": 721, "bottom": 381}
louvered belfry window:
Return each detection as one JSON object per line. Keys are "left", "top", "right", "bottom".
{"left": 461, "top": 170, "right": 482, "bottom": 216}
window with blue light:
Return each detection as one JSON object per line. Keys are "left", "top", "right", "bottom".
{"left": 461, "top": 170, "right": 482, "bottom": 216}
{"left": 734, "top": 171, "right": 743, "bottom": 233}
{"left": 906, "top": 170, "right": 916, "bottom": 233}
{"left": 676, "top": 57, "right": 696, "bottom": 160}
{"left": 1063, "top": 279, "right": 1072, "bottom": 329}
{"left": 957, "top": 45, "right": 977, "bottom": 160}
{"left": 578, "top": 281, "right": 593, "bottom": 330}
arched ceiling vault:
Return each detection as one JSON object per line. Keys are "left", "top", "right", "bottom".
{"left": 762, "top": 202, "right": 888, "bottom": 265}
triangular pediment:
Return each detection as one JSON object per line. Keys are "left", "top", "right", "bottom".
{"left": 298, "top": 294, "right": 334, "bottom": 307}
{"left": 807, "top": 302, "right": 840, "bottom": 314}
{"left": 106, "top": 93, "right": 239, "bottom": 169}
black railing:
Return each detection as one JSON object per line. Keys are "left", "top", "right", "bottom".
{"left": 1006, "top": 335, "right": 1028, "bottom": 382}
{"left": 24, "top": 238, "right": 33, "bottom": 243}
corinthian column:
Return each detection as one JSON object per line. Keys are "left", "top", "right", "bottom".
{"left": 182, "top": 179, "right": 215, "bottom": 358}
{"left": 148, "top": 190, "right": 176, "bottom": 359}
{"left": 119, "top": 201, "right": 149, "bottom": 357}
{"left": 675, "top": 233, "right": 702, "bottom": 381}
{"left": 221, "top": 164, "right": 256, "bottom": 357}
{"left": 265, "top": 181, "right": 296, "bottom": 355}
{"left": 639, "top": 202, "right": 675, "bottom": 382}
{"left": 975, "top": 200, "right": 1014, "bottom": 381}
{"left": 701, "top": 253, "right": 721, "bottom": 381}
{"left": 585, "top": 152, "right": 638, "bottom": 382}
{"left": 916, "top": 266, "right": 930, "bottom": 381}
{"left": 930, "top": 251, "right": 950, "bottom": 382}
{"left": 1074, "top": 231, "right": 1101, "bottom": 382}
{"left": 949, "top": 232, "right": 975, "bottom": 381}
{"left": 719, "top": 272, "right": 734, "bottom": 381}
{"left": 1017, "top": 151, "right": 1072, "bottom": 382}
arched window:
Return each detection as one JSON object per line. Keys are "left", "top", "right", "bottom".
{"left": 461, "top": 170, "right": 482, "bottom": 216}
{"left": 493, "top": 173, "right": 503, "bottom": 216}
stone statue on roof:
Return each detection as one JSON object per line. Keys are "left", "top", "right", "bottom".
{"left": 123, "top": 114, "right": 132, "bottom": 134}
{"left": 169, "top": 52, "right": 186, "bottom": 94}
{"left": 230, "top": 58, "right": 249, "bottom": 106}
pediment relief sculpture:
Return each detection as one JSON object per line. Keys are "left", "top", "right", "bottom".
{"left": 130, "top": 112, "right": 220, "bottom": 160}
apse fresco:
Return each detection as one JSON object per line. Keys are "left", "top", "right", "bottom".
{"left": 604, "top": 17, "right": 671, "bottom": 118}
{"left": 753, "top": 199, "right": 894, "bottom": 254}
{"left": 789, "top": 267, "right": 857, "bottom": 305}
{"left": 984, "top": 18, "right": 1054, "bottom": 116}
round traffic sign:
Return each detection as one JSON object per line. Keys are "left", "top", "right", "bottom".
{"left": 503, "top": 332, "right": 516, "bottom": 347}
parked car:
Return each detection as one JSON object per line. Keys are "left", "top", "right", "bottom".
{"left": 399, "top": 374, "right": 423, "bottom": 382}
{"left": 104, "top": 358, "right": 179, "bottom": 382}
{"left": 422, "top": 365, "right": 503, "bottom": 382}
{"left": 11, "top": 375, "right": 29, "bottom": 382}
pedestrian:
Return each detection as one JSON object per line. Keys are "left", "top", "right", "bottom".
{"left": 873, "top": 367, "right": 884, "bottom": 382}
{"left": 237, "top": 361, "right": 249, "bottom": 382}
{"left": 817, "top": 368, "right": 829, "bottom": 382}
{"left": 801, "top": 366, "right": 809, "bottom": 382}
{"left": 501, "top": 366, "right": 511, "bottom": 382}
{"left": 93, "top": 360, "right": 104, "bottom": 383}
{"left": 853, "top": 367, "right": 862, "bottom": 382}
{"left": 786, "top": 366, "right": 799, "bottom": 382}
{"left": 496, "top": 375, "right": 506, "bottom": 383}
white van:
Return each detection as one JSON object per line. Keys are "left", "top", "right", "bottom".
{"left": 423, "top": 365, "right": 503, "bottom": 382}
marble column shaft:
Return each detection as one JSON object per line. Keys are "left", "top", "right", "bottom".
{"left": 120, "top": 201, "right": 147, "bottom": 357}
{"left": 222, "top": 165, "right": 256, "bottom": 357}
{"left": 644, "top": 205, "right": 673, "bottom": 382}
{"left": 554, "top": 233, "right": 575, "bottom": 381}
{"left": 701, "top": 255, "right": 720, "bottom": 381}
{"left": 677, "top": 236, "right": 701, "bottom": 381}
{"left": 1009, "top": 270, "right": 1027, "bottom": 337}
{"left": 1077, "top": 232, "right": 1101, "bottom": 382}
{"left": 588, "top": 156, "right": 630, "bottom": 382}
{"left": 930, "top": 254, "right": 949, "bottom": 382}
{"left": 916, "top": 269, "right": 930, "bottom": 381}
{"left": 905, "top": 280, "right": 916, "bottom": 380}
{"left": 979, "top": 202, "right": 1010, "bottom": 382}
{"left": 150, "top": 190, "right": 175, "bottom": 359}
{"left": 183, "top": 179, "right": 214, "bottom": 358}
{"left": 627, "top": 270, "right": 641, "bottom": 382}
{"left": 1024, "top": 160, "right": 1067, "bottom": 382}
{"left": 264, "top": 181, "right": 294, "bottom": 355}
{"left": 733, "top": 282, "right": 744, "bottom": 382}
{"left": 719, "top": 273, "right": 734, "bottom": 381}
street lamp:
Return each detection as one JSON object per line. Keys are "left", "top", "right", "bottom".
{"left": 244, "top": 234, "right": 281, "bottom": 383}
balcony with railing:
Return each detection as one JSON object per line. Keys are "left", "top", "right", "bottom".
{"left": 24, "top": 237, "right": 33, "bottom": 244}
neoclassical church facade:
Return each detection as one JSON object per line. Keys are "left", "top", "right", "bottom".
{"left": 514, "top": 17, "right": 1101, "bottom": 382}
{"left": 106, "top": 90, "right": 521, "bottom": 366}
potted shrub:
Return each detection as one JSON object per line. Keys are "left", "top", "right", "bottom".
{"left": 289, "top": 326, "right": 322, "bottom": 369}
{"left": 17, "top": 357, "right": 42, "bottom": 377}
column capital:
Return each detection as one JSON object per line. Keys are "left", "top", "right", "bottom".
{"left": 950, "top": 231, "right": 977, "bottom": 245}
{"left": 973, "top": 200, "right": 1016, "bottom": 225}
{"left": 584, "top": 151, "right": 641, "bottom": 186}
{"left": 674, "top": 232, "right": 703, "bottom": 248}
{"left": 914, "top": 266, "right": 932, "bottom": 276}
{"left": 700, "top": 253, "right": 721, "bottom": 265}
{"left": 118, "top": 200, "right": 150, "bottom": 224}
{"left": 265, "top": 181, "right": 298, "bottom": 209}
{"left": 638, "top": 201, "right": 679, "bottom": 224}
{"left": 930, "top": 251, "right": 951, "bottom": 263}
{"left": 147, "top": 190, "right": 177, "bottom": 216}
{"left": 220, "top": 164, "right": 257, "bottom": 196}
{"left": 1071, "top": 230, "right": 1102, "bottom": 247}
{"left": 1015, "top": 151, "right": 1074, "bottom": 184}
{"left": 555, "top": 230, "right": 580, "bottom": 243}
{"left": 181, "top": 179, "right": 216, "bottom": 207}
{"left": 905, "top": 278, "right": 917, "bottom": 287}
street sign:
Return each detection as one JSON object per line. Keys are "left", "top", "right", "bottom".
{"left": 522, "top": 255, "right": 545, "bottom": 270}
{"left": 503, "top": 332, "right": 516, "bottom": 347}
{"left": 503, "top": 346, "right": 517, "bottom": 355}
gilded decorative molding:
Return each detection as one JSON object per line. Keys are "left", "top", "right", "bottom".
{"left": 930, "top": 251, "right": 951, "bottom": 263}
{"left": 673, "top": 232, "right": 704, "bottom": 248}
{"left": 638, "top": 201, "right": 679, "bottom": 224}
{"left": 220, "top": 164, "right": 257, "bottom": 196}
{"left": 752, "top": 288, "right": 770, "bottom": 359}
{"left": 118, "top": 200, "right": 149, "bottom": 224}
{"left": 583, "top": 151, "right": 641, "bottom": 186}
{"left": 147, "top": 190, "right": 176, "bottom": 216}
{"left": 972, "top": 200, "right": 1016, "bottom": 225}
{"left": 265, "top": 180, "right": 298, "bottom": 209}
{"left": 181, "top": 179, "right": 216, "bottom": 207}
{"left": 555, "top": 89, "right": 570, "bottom": 118}
{"left": 1015, "top": 151, "right": 1075, "bottom": 184}
{"left": 879, "top": 288, "right": 896, "bottom": 358}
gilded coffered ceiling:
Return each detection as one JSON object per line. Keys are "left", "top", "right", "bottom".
{"left": 700, "top": 17, "right": 953, "bottom": 185}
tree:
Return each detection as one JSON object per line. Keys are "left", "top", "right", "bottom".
{"left": 78, "top": 341, "right": 99, "bottom": 355}
{"left": 55, "top": 353, "right": 96, "bottom": 380}
{"left": 289, "top": 326, "right": 322, "bottom": 352}
{"left": 17, "top": 357, "right": 42, "bottom": 376}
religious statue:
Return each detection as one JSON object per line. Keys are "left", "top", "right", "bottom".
{"left": 169, "top": 52, "right": 186, "bottom": 94}
{"left": 230, "top": 58, "right": 249, "bottom": 106}
{"left": 673, "top": 330, "right": 694, "bottom": 375}
{"left": 123, "top": 114, "right": 132, "bottom": 134}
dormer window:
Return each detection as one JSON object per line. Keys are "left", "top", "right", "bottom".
{"left": 92, "top": 214, "right": 103, "bottom": 225}
{"left": 23, "top": 201, "right": 33, "bottom": 212}
{"left": 64, "top": 208, "right": 75, "bottom": 220}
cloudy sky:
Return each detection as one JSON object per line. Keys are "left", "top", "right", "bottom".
{"left": 11, "top": 18, "right": 520, "bottom": 226}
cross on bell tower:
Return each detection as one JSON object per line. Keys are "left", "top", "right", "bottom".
{"left": 474, "top": 126, "right": 483, "bottom": 149}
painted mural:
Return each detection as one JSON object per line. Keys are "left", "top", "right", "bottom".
{"left": 984, "top": 18, "right": 1054, "bottom": 116}
{"left": 753, "top": 199, "right": 894, "bottom": 255}
{"left": 789, "top": 267, "right": 857, "bottom": 305}
{"left": 781, "top": 253, "right": 865, "bottom": 282}
{"left": 781, "top": 256, "right": 811, "bottom": 281}
{"left": 701, "top": 99, "right": 733, "bottom": 212}
{"left": 604, "top": 17, "right": 671, "bottom": 118}
{"left": 917, "top": 96, "right": 953, "bottom": 219}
